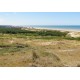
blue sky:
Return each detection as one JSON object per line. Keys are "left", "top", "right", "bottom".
{"left": 0, "top": 12, "right": 80, "bottom": 25}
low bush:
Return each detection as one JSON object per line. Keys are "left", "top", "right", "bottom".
{"left": 0, "top": 27, "right": 68, "bottom": 37}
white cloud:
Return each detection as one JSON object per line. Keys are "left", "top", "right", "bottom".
{"left": 0, "top": 18, "right": 5, "bottom": 23}
{"left": 0, "top": 18, "right": 8, "bottom": 25}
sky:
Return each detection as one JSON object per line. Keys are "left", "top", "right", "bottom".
{"left": 0, "top": 12, "right": 80, "bottom": 25}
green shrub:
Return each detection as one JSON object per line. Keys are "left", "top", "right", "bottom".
{"left": 0, "top": 26, "right": 68, "bottom": 37}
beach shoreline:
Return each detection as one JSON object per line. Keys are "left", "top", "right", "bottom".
{"left": 34, "top": 27, "right": 80, "bottom": 32}
{"left": 31, "top": 27, "right": 80, "bottom": 38}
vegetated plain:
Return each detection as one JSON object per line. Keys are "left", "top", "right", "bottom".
{"left": 0, "top": 26, "right": 80, "bottom": 67}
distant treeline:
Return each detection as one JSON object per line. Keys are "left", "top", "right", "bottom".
{"left": 0, "top": 27, "right": 68, "bottom": 37}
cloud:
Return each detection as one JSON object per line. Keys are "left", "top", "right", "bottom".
{"left": 0, "top": 18, "right": 7, "bottom": 25}
{"left": 0, "top": 18, "right": 5, "bottom": 23}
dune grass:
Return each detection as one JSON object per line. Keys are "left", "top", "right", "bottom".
{"left": 0, "top": 27, "right": 80, "bottom": 66}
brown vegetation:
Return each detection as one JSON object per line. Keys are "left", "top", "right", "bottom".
{"left": 0, "top": 28, "right": 80, "bottom": 67}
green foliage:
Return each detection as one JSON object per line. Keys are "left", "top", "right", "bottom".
{"left": 37, "top": 30, "right": 68, "bottom": 37}
{"left": 0, "top": 27, "right": 27, "bottom": 34}
{"left": 0, "top": 27, "right": 68, "bottom": 37}
{"left": 2, "top": 26, "right": 80, "bottom": 41}
{"left": 76, "top": 37, "right": 80, "bottom": 40}
{"left": 65, "top": 37, "right": 80, "bottom": 41}
{"left": 65, "top": 37, "right": 75, "bottom": 40}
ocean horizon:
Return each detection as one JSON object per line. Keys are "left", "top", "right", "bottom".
{"left": 29, "top": 25, "right": 80, "bottom": 31}
{"left": 0, "top": 25, "right": 80, "bottom": 31}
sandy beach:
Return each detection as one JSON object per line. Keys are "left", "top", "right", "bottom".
{"left": 34, "top": 27, "right": 80, "bottom": 32}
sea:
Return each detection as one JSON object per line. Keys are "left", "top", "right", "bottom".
{"left": 30, "top": 25, "right": 80, "bottom": 31}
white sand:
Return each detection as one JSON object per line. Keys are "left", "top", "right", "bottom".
{"left": 35, "top": 27, "right": 80, "bottom": 32}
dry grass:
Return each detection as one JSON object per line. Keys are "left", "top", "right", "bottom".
{"left": 0, "top": 33, "right": 80, "bottom": 67}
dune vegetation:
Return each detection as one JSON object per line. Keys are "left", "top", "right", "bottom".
{"left": 0, "top": 27, "right": 80, "bottom": 67}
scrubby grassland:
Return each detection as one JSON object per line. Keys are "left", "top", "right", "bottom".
{"left": 0, "top": 27, "right": 80, "bottom": 67}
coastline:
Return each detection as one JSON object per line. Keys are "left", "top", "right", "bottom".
{"left": 34, "top": 27, "right": 80, "bottom": 32}
{"left": 33, "top": 27, "right": 80, "bottom": 38}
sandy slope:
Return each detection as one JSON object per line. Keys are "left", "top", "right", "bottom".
{"left": 67, "top": 32, "right": 80, "bottom": 38}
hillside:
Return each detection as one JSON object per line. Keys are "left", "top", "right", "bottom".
{"left": 0, "top": 27, "right": 80, "bottom": 66}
